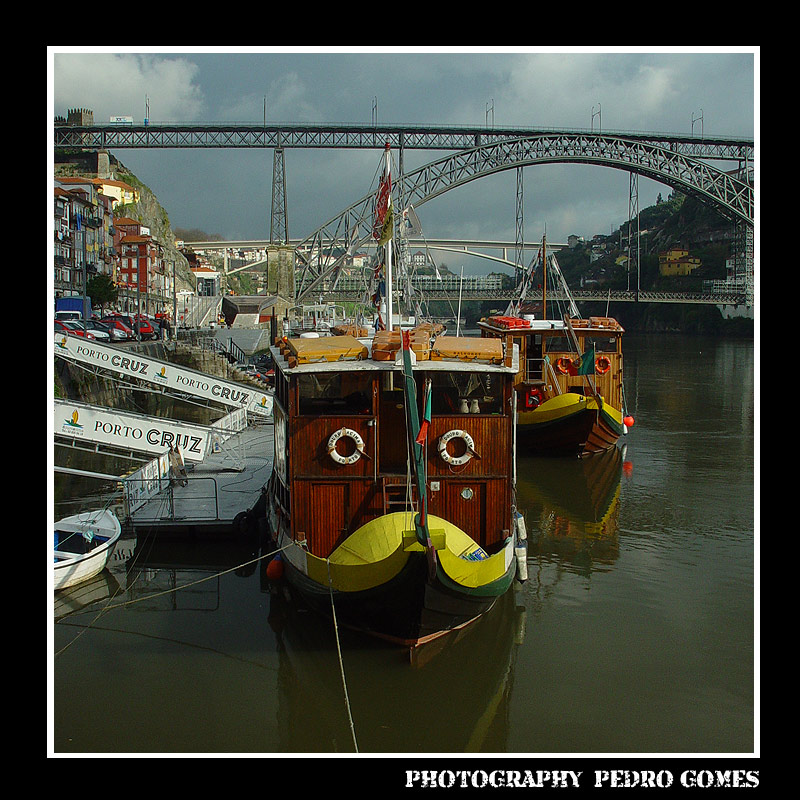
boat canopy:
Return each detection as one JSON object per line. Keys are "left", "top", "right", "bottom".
{"left": 274, "top": 331, "right": 518, "bottom": 375}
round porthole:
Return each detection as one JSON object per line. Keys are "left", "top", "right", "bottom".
{"left": 461, "top": 487, "right": 474, "bottom": 500}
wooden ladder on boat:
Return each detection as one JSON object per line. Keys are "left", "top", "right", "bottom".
{"left": 382, "top": 479, "right": 417, "bottom": 514}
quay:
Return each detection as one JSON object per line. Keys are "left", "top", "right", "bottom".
{"left": 126, "top": 420, "right": 274, "bottom": 537}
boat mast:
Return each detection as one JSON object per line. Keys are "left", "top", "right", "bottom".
{"left": 400, "top": 331, "right": 436, "bottom": 579}
{"left": 384, "top": 143, "right": 394, "bottom": 332}
{"left": 542, "top": 234, "right": 547, "bottom": 320}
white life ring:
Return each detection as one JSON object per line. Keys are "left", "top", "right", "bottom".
{"left": 327, "top": 427, "right": 365, "bottom": 465}
{"left": 438, "top": 429, "right": 476, "bottom": 466}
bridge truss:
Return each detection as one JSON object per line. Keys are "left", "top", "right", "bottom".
{"left": 312, "top": 287, "right": 749, "bottom": 306}
{"left": 53, "top": 122, "right": 753, "bottom": 162}
{"left": 56, "top": 122, "right": 754, "bottom": 306}
{"left": 293, "top": 135, "right": 753, "bottom": 302}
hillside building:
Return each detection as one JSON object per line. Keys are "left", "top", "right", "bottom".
{"left": 658, "top": 247, "right": 701, "bottom": 276}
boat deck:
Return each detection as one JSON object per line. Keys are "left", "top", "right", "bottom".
{"left": 127, "top": 421, "right": 274, "bottom": 535}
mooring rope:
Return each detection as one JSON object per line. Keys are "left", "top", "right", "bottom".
{"left": 54, "top": 539, "right": 293, "bottom": 657}
{"left": 325, "top": 558, "right": 359, "bottom": 753}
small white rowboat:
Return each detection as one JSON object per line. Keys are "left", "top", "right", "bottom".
{"left": 54, "top": 509, "right": 122, "bottom": 592}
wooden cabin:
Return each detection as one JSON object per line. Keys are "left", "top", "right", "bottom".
{"left": 478, "top": 316, "right": 625, "bottom": 412}
{"left": 269, "top": 332, "right": 518, "bottom": 560}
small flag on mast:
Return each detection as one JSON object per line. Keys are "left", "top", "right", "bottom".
{"left": 567, "top": 345, "right": 596, "bottom": 376}
{"left": 401, "top": 205, "right": 422, "bottom": 238}
{"left": 415, "top": 380, "right": 432, "bottom": 445}
{"left": 373, "top": 154, "right": 393, "bottom": 244}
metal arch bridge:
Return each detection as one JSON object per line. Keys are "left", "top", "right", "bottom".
{"left": 56, "top": 123, "right": 753, "bottom": 223}
{"left": 57, "top": 121, "right": 754, "bottom": 303}
{"left": 291, "top": 137, "right": 752, "bottom": 302}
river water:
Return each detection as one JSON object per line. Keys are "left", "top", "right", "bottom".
{"left": 50, "top": 333, "right": 756, "bottom": 758}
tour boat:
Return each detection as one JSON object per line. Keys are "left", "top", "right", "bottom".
{"left": 54, "top": 509, "right": 122, "bottom": 591}
{"left": 477, "top": 238, "right": 634, "bottom": 458}
{"left": 264, "top": 145, "right": 525, "bottom": 650}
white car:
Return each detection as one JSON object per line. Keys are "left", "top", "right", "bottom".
{"left": 63, "top": 320, "right": 106, "bottom": 341}
{"left": 82, "top": 321, "right": 113, "bottom": 342}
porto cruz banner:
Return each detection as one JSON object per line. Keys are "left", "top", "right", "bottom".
{"left": 54, "top": 334, "right": 273, "bottom": 417}
{"left": 54, "top": 399, "right": 215, "bottom": 462}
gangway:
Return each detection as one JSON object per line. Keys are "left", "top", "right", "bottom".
{"left": 53, "top": 399, "right": 269, "bottom": 532}
{"left": 53, "top": 333, "right": 273, "bottom": 418}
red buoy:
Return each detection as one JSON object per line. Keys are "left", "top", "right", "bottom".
{"left": 266, "top": 556, "right": 284, "bottom": 581}
{"left": 624, "top": 415, "right": 635, "bottom": 428}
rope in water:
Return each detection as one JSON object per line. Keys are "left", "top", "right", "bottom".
{"left": 326, "top": 558, "right": 359, "bottom": 753}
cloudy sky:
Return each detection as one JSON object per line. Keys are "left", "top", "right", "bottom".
{"left": 49, "top": 47, "right": 757, "bottom": 274}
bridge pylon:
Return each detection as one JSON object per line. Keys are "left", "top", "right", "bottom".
{"left": 270, "top": 147, "right": 288, "bottom": 244}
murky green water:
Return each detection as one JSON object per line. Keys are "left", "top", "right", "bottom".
{"left": 50, "top": 334, "right": 755, "bottom": 756}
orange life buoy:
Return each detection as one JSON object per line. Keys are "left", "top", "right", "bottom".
{"left": 595, "top": 356, "right": 611, "bottom": 375}
{"left": 524, "top": 387, "right": 542, "bottom": 409}
{"left": 555, "top": 357, "right": 573, "bottom": 375}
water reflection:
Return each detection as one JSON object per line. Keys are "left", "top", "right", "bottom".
{"left": 266, "top": 574, "right": 525, "bottom": 753}
{"left": 55, "top": 525, "right": 526, "bottom": 753}
{"left": 516, "top": 447, "right": 624, "bottom": 576}
{"left": 122, "top": 533, "right": 262, "bottom": 611}
{"left": 54, "top": 531, "right": 135, "bottom": 621}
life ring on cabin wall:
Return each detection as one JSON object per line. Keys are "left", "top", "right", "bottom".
{"left": 438, "top": 429, "right": 476, "bottom": 466}
{"left": 595, "top": 356, "right": 611, "bottom": 375}
{"left": 524, "top": 387, "right": 543, "bottom": 409}
{"left": 327, "top": 427, "right": 365, "bottom": 465}
{"left": 555, "top": 357, "right": 573, "bottom": 375}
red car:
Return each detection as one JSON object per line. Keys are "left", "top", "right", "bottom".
{"left": 103, "top": 314, "right": 156, "bottom": 340}
{"left": 99, "top": 316, "right": 136, "bottom": 340}
{"left": 55, "top": 319, "right": 95, "bottom": 339}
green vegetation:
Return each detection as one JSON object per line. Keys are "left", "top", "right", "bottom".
{"left": 86, "top": 273, "right": 118, "bottom": 313}
{"left": 547, "top": 190, "right": 753, "bottom": 336}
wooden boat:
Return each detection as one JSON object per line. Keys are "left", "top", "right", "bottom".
{"left": 265, "top": 328, "right": 523, "bottom": 649}
{"left": 264, "top": 145, "right": 525, "bottom": 650}
{"left": 53, "top": 509, "right": 122, "bottom": 591}
{"left": 477, "top": 237, "right": 634, "bottom": 458}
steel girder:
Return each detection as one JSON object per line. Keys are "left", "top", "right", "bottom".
{"left": 54, "top": 123, "right": 754, "bottom": 161}
{"left": 303, "top": 287, "right": 749, "bottom": 306}
{"left": 397, "top": 136, "right": 753, "bottom": 223}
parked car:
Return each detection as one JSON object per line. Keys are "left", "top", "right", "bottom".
{"left": 147, "top": 316, "right": 165, "bottom": 339}
{"left": 75, "top": 320, "right": 111, "bottom": 341}
{"left": 107, "top": 314, "right": 156, "bottom": 340}
{"left": 54, "top": 319, "right": 95, "bottom": 339}
{"left": 86, "top": 319, "right": 124, "bottom": 342}
{"left": 131, "top": 314, "right": 157, "bottom": 340}
{"left": 99, "top": 316, "right": 135, "bottom": 340}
